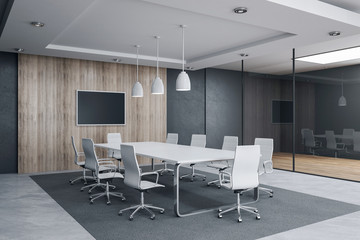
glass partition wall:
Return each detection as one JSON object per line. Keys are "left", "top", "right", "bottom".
{"left": 295, "top": 63, "right": 360, "bottom": 181}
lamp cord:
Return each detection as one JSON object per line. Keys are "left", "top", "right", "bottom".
{"left": 157, "top": 37, "right": 159, "bottom": 77}
{"left": 182, "top": 26, "right": 185, "bottom": 71}
{"left": 136, "top": 46, "right": 139, "bottom": 83}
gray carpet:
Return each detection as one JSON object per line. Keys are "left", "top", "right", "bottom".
{"left": 31, "top": 168, "right": 360, "bottom": 240}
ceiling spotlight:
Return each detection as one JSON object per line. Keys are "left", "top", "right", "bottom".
{"left": 31, "top": 22, "right": 45, "bottom": 27}
{"left": 239, "top": 53, "right": 248, "bottom": 57}
{"left": 233, "top": 7, "right": 248, "bottom": 14}
{"left": 186, "top": 67, "right": 194, "bottom": 70}
{"left": 329, "top": 31, "right": 341, "bottom": 36}
{"left": 113, "top": 58, "right": 121, "bottom": 63}
{"left": 15, "top": 48, "right": 24, "bottom": 52}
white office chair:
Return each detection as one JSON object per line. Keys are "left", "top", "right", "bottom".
{"left": 218, "top": 145, "right": 261, "bottom": 223}
{"left": 107, "top": 133, "right": 122, "bottom": 171}
{"left": 207, "top": 136, "right": 238, "bottom": 188}
{"left": 303, "top": 129, "right": 321, "bottom": 154}
{"left": 325, "top": 130, "right": 345, "bottom": 158}
{"left": 118, "top": 144, "right": 165, "bottom": 221}
{"left": 69, "top": 136, "right": 96, "bottom": 185}
{"left": 342, "top": 128, "right": 354, "bottom": 151}
{"left": 180, "top": 134, "right": 207, "bottom": 181}
{"left": 353, "top": 132, "right": 360, "bottom": 152}
{"left": 80, "top": 138, "right": 125, "bottom": 205}
{"left": 158, "top": 133, "right": 178, "bottom": 175}
{"left": 255, "top": 138, "right": 274, "bottom": 197}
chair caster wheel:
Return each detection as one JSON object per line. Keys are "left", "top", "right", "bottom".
{"left": 150, "top": 215, "right": 155, "bottom": 220}
{"left": 217, "top": 185, "right": 221, "bottom": 189}
{"left": 190, "top": 179, "right": 194, "bottom": 182}
{"left": 160, "top": 210, "right": 164, "bottom": 214}
{"left": 129, "top": 216, "right": 133, "bottom": 221}
{"left": 254, "top": 209, "right": 258, "bottom": 213}
{"left": 83, "top": 182, "right": 87, "bottom": 185}
{"left": 121, "top": 198, "right": 126, "bottom": 201}
{"left": 269, "top": 194, "right": 273, "bottom": 198}
{"left": 218, "top": 214, "right": 222, "bottom": 218}
{"left": 80, "top": 189, "right": 84, "bottom": 192}
{"left": 160, "top": 173, "right": 163, "bottom": 176}
{"left": 107, "top": 201, "right": 111, "bottom": 205}
{"left": 256, "top": 215, "right": 261, "bottom": 220}
{"left": 180, "top": 177, "right": 183, "bottom": 180}
{"left": 89, "top": 196, "right": 92, "bottom": 200}
{"left": 218, "top": 209, "right": 222, "bottom": 213}
{"left": 90, "top": 200, "right": 94, "bottom": 204}
{"left": 69, "top": 180, "right": 72, "bottom": 183}
{"left": 203, "top": 178, "right": 206, "bottom": 181}
{"left": 118, "top": 212, "right": 122, "bottom": 216}
{"left": 88, "top": 191, "right": 91, "bottom": 194}
{"left": 238, "top": 218, "right": 242, "bottom": 223}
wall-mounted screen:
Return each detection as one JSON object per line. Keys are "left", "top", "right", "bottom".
{"left": 272, "top": 100, "right": 293, "bottom": 124}
{"left": 76, "top": 90, "right": 126, "bottom": 126}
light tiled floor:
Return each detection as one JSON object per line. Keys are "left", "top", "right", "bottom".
{"left": 0, "top": 167, "right": 359, "bottom": 240}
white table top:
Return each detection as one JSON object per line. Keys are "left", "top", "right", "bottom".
{"left": 314, "top": 134, "right": 353, "bottom": 140}
{"left": 95, "top": 142, "right": 235, "bottom": 164}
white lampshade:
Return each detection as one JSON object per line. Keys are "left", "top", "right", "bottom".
{"left": 176, "top": 71, "right": 191, "bottom": 91}
{"left": 338, "top": 96, "right": 347, "bottom": 106}
{"left": 151, "top": 76, "right": 164, "bottom": 94}
{"left": 132, "top": 81, "right": 143, "bottom": 97}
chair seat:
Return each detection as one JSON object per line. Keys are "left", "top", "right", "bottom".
{"left": 207, "top": 163, "right": 229, "bottom": 170}
{"left": 99, "top": 165, "right": 117, "bottom": 172}
{"left": 139, "top": 180, "right": 164, "bottom": 190}
{"left": 77, "top": 161, "right": 86, "bottom": 167}
{"left": 98, "top": 171, "right": 124, "bottom": 180}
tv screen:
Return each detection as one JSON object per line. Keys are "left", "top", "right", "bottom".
{"left": 272, "top": 100, "right": 293, "bottom": 124}
{"left": 76, "top": 90, "right": 126, "bottom": 125}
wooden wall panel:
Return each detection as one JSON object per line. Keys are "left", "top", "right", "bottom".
{"left": 18, "top": 55, "right": 167, "bottom": 173}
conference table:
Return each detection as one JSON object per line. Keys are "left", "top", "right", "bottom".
{"left": 314, "top": 134, "right": 353, "bottom": 140}
{"left": 95, "top": 141, "right": 235, "bottom": 217}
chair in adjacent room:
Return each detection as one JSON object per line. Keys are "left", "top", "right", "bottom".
{"left": 157, "top": 133, "right": 178, "bottom": 176}
{"left": 353, "top": 132, "right": 360, "bottom": 152}
{"left": 207, "top": 136, "right": 238, "bottom": 188}
{"left": 217, "top": 145, "right": 261, "bottom": 223}
{"left": 255, "top": 138, "right": 274, "bottom": 197}
{"left": 69, "top": 136, "right": 96, "bottom": 185}
{"left": 180, "top": 134, "right": 207, "bottom": 181}
{"left": 342, "top": 128, "right": 355, "bottom": 152}
{"left": 303, "top": 129, "right": 321, "bottom": 154}
{"left": 325, "top": 130, "right": 345, "bottom": 158}
{"left": 81, "top": 138, "right": 125, "bottom": 205}
{"left": 301, "top": 128, "right": 310, "bottom": 152}
{"left": 118, "top": 144, "right": 165, "bottom": 221}
{"left": 107, "top": 133, "right": 123, "bottom": 171}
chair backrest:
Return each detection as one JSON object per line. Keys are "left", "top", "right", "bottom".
{"left": 82, "top": 138, "right": 99, "bottom": 173}
{"left": 71, "top": 136, "right": 81, "bottom": 164}
{"left": 166, "top": 133, "right": 178, "bottom": 144}
{"left": 303, "top": 129, "right": 315, "bottom": 147}
{"left": 107, "top": 133, "right": 122, "bottom": 159}
{"left": 301, "top": 128, "right": 310, "bottom": 143}
{"left": 222, "top": 136, "right": 238, "bottom": 151}
{"left": 190, "top": 134, "right": 206, "bottom": 148}
{"left": 120, "top": 144, "right": 141, "bottom": 189}
{"left": 325, "top": 130, "right": 336, "bottom": 149}
{"left": 231, "top": 145, "right": 261, "bottom": 190}
{"left": 353, "top": 132, "right": 360, "bottom": 152}
{"left": 254, "top": 138, "right": 274, "bottom": 174}
{"left": 342, "top": 129, "right": 355, "bottom": 145}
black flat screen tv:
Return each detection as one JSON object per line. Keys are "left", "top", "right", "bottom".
{"left": 272, "top": 100, "right": 293, "bottom": 124}
{"left": 76, "top": 90, "right": 126, "bottom": 125}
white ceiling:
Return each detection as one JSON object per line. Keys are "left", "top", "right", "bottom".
{"left": 1, "top": 0, "right": 360, "bottom": 74}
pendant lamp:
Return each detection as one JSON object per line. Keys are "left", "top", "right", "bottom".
{"left": 176, "top": 25, "right": 191, "bottom": 91}
{"left": 338, "top": 81, "right": 347, "bottom": 107}
{"left": 151, "top": 36, "right": 164, "bottom": 94}
{"left": 132, "top": 45, "right": 143, "bottom": 97}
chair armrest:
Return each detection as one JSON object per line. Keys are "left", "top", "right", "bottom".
{"left": 219, "top": 170, "right": 231, "bottom": 185}
{"left": 263, "top": 160, "right": 273, "bottom": 173}
{"left": 141, "top": 171, "right": 159, "bottom": 184}
{"left": 336, "top": 143, "right": 345, "bottom": 149}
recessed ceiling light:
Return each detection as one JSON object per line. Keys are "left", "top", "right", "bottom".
{"left": 296, "top": 46, "right": 360, "bottom": 64}
{"left": 31, "top": 21, "right": 45, "bottom": 27}
{"left": 329, "top": 31, "right": 340, "bottom": 36}
{"left": 113, "top": 58, "right": 121, "bottom": 63}
{"left": 186, "top": 66, "right": 194, "bottom": 70}
{"left": 239, "top": 53, "right": 248, "bottom": 57}
{"left": 15, "top": 48, "right": 24, "bottom": 52}
{"left": 233, "top": 7, "right": 248, "bottom": 14}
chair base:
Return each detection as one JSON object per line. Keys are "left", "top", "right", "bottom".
{"left": 157, "top": 161, "right": 174, "bottom": 176}
{"left": 118, "top": 191, "right": 164, "bottom": 220}
{"left": 207, "top": 170, "right": 230, "bottom": 188}
{"left": 180, "top": 164, "right": 206, "bottom": 182}
{"left": 218, "top": 192, "right": 260, "bottom": 222}
{"left": 69, "top": 168, "right": 96, "bottom": 185}
{"left": 80, "top": 179, "right": 116, "bottom": 194}
{"left": 240, "top": 186, "right": 273, "bottom": 198}
{"left": 89, "top": 182, "right": 125, "bottom": 205}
